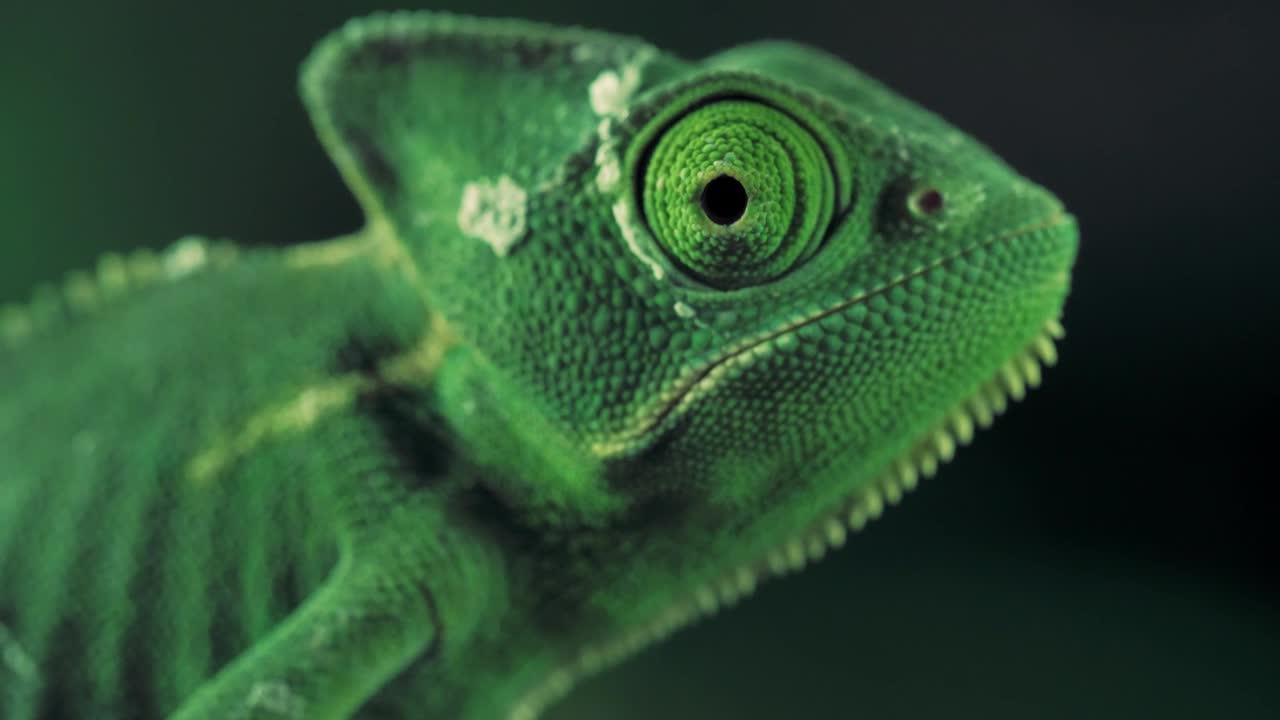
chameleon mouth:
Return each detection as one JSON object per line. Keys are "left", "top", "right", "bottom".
{"left": 513, "top": 316, "right": 1066, "bottom": 720}
{"left": 590, "top": 210, "right": 1072, "bottom": 459}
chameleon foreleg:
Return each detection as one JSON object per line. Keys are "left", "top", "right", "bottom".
{"left": 169, "top": 549, "right": 437, "bottom": 720}
{"left": 171, "top": 454, "right": 499, "bottom": 720}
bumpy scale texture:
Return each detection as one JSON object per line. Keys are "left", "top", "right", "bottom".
{"left": 0, "top": 11, "right": 1077, "bottom": 720}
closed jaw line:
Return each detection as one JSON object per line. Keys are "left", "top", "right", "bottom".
{"left": 514, "top": 316, "right": 1067, "bottom": 720}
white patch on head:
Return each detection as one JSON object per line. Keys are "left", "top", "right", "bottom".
{"left": 673, "top": 301, "right": 696, "bottom": 319}
{"left": 594, "top": 117, "right": 625, "bottom": 195}
{"left": 590, "top": 49, "right": 655, "bottom": 195}
{"left": 246, "top": 681, "right": 306, "bottom": 719}
{"left": 457, "top": 176, "right": 529, "bottom": 257}
{"left": 587, "top": 49, "right": 672, "bottom": 282}
{"left": 612, "top": 199, "right": 665, "bottom": 280}
{"left": 589, "top": 64, "right": 643, "bottom": 117}
{"left": 595, "top": 139, "right": 622, "bottom": 194}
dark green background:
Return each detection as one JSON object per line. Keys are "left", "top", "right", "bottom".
{"left": 3, "top": 1, "right": 1276, "bottom": 718}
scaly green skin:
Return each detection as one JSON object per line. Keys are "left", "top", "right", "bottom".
{"left": 0, "top": 11, "right": 1077, "bottom": 720}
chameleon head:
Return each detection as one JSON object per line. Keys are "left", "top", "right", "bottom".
{"left": 303, "top": 10, "right": 1077, "bottom": 703}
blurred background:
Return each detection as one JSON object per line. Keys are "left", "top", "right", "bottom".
{"left": 2, "top": 1, "right": 1276, "bottom": 718}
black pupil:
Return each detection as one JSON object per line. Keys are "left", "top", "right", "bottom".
{"left": 700, "top": 175, "right": 749, "bottom": 225}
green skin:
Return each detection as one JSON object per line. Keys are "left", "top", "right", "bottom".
{"left": 0, "top": 11, "right": 1077, "bottom": 720}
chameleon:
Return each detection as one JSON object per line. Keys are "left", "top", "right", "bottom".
{"left": 0, "top": 10, "right": 1078, "bottom": 720}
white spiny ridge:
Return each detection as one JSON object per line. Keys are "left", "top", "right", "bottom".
{"left": 0, "top": 237, "right": 238, "bottom": 352}
{"left": 510, "top": 318, "right": 1065, "bottom": 720}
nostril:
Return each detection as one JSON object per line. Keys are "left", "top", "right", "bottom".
{"left": 909, "top": 187, "right": 945, "bottom": 217}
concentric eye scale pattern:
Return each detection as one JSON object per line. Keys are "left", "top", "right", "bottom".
{"left": 511, "top": 319, "right": 1067, "bottom": 720}
{"left": 641, "top": 100, "right": 835, "bottom": 289}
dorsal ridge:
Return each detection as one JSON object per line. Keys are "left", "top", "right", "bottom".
{"left": 0, "top": 236, "right": 240, "bottom": 353}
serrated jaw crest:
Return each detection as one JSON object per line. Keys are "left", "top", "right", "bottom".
{"left": 509, "top": 317, "right": 1067, "bottom": 720}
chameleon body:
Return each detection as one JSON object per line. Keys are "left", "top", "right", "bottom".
{"left": 0, "top": 12, "right": 1078, "bottom": 720}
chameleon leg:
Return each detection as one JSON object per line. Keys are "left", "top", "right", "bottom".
{"left": 169, "top": 552, "right": 439, "bottom": 720}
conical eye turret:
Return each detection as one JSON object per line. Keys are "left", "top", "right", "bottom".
{"left": 640, "top": 100, "right": 835, "bottom": 289}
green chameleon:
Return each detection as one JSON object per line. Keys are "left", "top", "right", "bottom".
{"left": 0, "top": 10, "right": 1077, "bottom": 720}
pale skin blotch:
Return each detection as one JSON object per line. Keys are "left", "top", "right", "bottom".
{"left": 246, "top": 681, "right": 306, "bottom": 719}
{"left": 587, "top": 49, "right": 671, "bottom": 281}
{"left": 456, "top": 175, "right": 529, "bottom": 257}
{"left": 163, "top": 237, "right": 213, "bottom": 278}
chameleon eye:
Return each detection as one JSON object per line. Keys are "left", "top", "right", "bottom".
{"left": 641, "top": 100, "right": 835, "bottom": 289}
